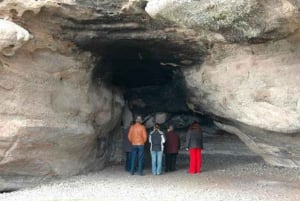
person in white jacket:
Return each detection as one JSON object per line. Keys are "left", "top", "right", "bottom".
{"left": 149, "top": 123, "right": 166, "bottom": 175}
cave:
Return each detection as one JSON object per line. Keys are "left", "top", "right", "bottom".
{"left": 91, "top": 42, "right": 190, "bottom": 115}
{"left": 1, "top": 1, "right": 300, "bottom": 196}
{"left": 71, "top": 14, "right": 207, "bottom": 117}
{"left": 71, "top": 8, "right": 208, "bottom": 118}
{"left": 76, "top": 34, "right": 261, "bottom": 170}
{"left": 63, "top": 5, "right": 269, "bottom": 171}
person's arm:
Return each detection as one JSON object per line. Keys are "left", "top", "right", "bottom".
{"left": 142, "top": 126, "right": 148, "bottom": 144}
{"left": 161, "top": 132, "right": 166, "bottom": 144}
{"left": 149, "top": 131, "right": 152, "bottom": 144}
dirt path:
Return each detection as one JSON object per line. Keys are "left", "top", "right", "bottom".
{"left": 1, "top": 134, "right": 299, "bottom": 201}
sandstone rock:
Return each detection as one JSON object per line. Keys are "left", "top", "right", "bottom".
{"left": 144, "top": 115, "right": 155, "bottom": 128}
{"left": 184, "top": 37, "right": 300, "bottom": 133}
{"left": 168, "top": 114, "right": 200, "bottom": 129}
{"left": 0, "top": 0, "right": 73, "bottom": 17}
{"left": 146, "top": 0, "right": 300, "bottom": 42}
{"left": 215, "top": 122, "right": 300, "bottom": 167}
{"left": 121, "top": 104, "right": 133, "bottom": 129}
{"left": 0, "top": 48, "right": 124, "bottom": 180}
{"left": 0, "top": 0, "right": 300, "bottom": 193}
{"left": 150, "top": 0, "right": 300, "bottom": 167}
{"left": 154, "top": 112, "right": 168, "bottom": 124}
{"left": 183, "top": 34, "right": 300, "bottom": 166}
{"left": 0, "top": 19, "right": 32, "bottom": 56}
{"left": 0, "top": 0, "right": 124, "bottom": 190}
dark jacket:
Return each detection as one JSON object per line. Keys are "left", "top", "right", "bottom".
{"left": 186, "top": 129, "right": 203, "bottom": 149}
{"left": 165, "top": 131, "right": 180, "bottom": 154}
{"left": 149, "top": 129, "right": 166, "bottom": 151}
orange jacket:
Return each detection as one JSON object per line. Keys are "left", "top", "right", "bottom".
{"left": 128, "top": 123, "right": 147, "bottom": 145}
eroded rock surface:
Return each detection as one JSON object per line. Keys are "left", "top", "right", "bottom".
{"left": 1, "top": 0, "right": 300, "bottom": 191}
{"left": 147, "top": 0, "right": 300, "bottom": 167}
{"left": 146, "top": 0, "right": 300, "bottom": 43}
{"left": 0, "top": 0, "right": 124, "bottom": 190}
{"left": 0, "top": 19, "right": 31, "bottom": 56}
{"left": 183, "top": 35, "right": 300, "bottom": 167}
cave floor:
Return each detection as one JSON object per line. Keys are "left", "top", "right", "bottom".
{"left": 1, "top": 134, "right": 300, "bottom": 201}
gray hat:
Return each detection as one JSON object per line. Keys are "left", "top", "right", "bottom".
{"left": 136, "top": 116, "right": 143, "bottom": 123}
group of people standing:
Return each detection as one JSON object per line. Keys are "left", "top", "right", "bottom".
{"left": 123, "top": 115, "right": 203, "bottom": 176}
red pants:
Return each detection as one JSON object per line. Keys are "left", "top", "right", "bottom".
{"left": 189, "top": 148, "right": 202, "bottom": 174}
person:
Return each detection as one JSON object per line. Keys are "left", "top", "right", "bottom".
{"left": 185, "top": 122, "right": 203, "bottom": 174}
{"left": 149, "top": 123, "right": 166, "bottom": 175}
{"left": 164, "top": 125, "right": 180, "bottom": 172}
{"left": 128, "top": 116, "right": 147, "bottom": 176}
{"left": 122, "top": 121, "right": 133, "bottom": 172}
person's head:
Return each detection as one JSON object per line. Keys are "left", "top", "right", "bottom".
{"left": 136, "top": 116, "right": 143, "bottom": 123}
{"left": 154, "top": 123, "right": 160, "bottom": 130}
{"left": 190, "top": 122, "right": 200, "bottom": 131}
{"left": 168, "top": 125, "right": 174, "bottom": 132}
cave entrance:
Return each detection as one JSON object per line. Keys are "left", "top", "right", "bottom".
{"left": 91, "top": 41, "right": 205, "bottom": 168}
{"left": 92, "top": 41, "right": 190, "bottom": 116}
{"left": 97, "top": 44, "right": 175, "bottom": 88}
{"left": 89, "top": 38, "right": 261, "bottom": 171}
{"left": 76, "top": 25, "right": 260, "bottom": 172}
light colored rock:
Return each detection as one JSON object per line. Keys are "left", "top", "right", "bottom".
{"left": 154, "top": 112, "right": 168, "bottom": 124}
{"left": 0, "top": 49, "right": 124, "bottom": 178}
{"left": 183, "top": 34, "right": 300, "bottom": 166}
{"left": 146, "top": 0, "right": 300, "bottom": 42}
{"left": 0, "top": 0, "right": 124, "bottom": 190}
{"left": 184, "top": 37, "right": 300, "bottom": 133}
{"left": 0, "top": 0, "right": 75, "bottom": 16}
{"left": 144, "top": 115, "right": 154, "bottom": 128}
{"left": 152, "top": 0, "right": 300, "bottom": 167}
{"left": 0, "top": 19, "right": 32, "bottom": 56}
{"left": 215, "top": 122, "right": 300, "bottom": 167}
{"left": 121, "top": 0, "right": 147, "bottom": 13}
{"left": 121, "top": 104, "right": 133, "bottom": 129}
{"left": 0, "top": 118, "right": 96, "bottom": 176}
{"left": 0, "top": 0, "right": 300, "bottom": 193}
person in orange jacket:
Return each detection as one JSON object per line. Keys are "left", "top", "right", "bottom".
{"left": 128, "top": 115, "right": 147, "bottom": 175}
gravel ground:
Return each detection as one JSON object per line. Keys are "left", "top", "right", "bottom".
{"left": 1, "top": 134, "right": 300, "bottom": 201}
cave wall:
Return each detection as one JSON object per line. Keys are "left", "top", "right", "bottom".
{"left": 0, "top": 0, "right": 124, "bottom": 190}
{"left": 146, "top": 0, "right": 300, "bottom": 167}
{"left": 0, "top": 0, "right": 300, "bottom": 191}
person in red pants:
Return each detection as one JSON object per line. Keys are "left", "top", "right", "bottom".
{"left": 185, "top": 122, "right": 203, "bottom": 174}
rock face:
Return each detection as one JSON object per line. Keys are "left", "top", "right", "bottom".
{"left": 0, "top": 0, "right": 124, "bottom": 190}
{"left": 146, "top": 0, "right": 300, "bottom": 43}
{"left": 146, "top": 0, "right": 300, "bottom": 167}
{"left": 1, "top": 0, "right": 300, "bottom": 191}
{"left": 0, "top": 19, "right": 32, "bottom": 56}
{"left": 184, "top": 39, "right": 300, "bottom": 133}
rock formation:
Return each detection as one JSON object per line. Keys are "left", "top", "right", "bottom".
{"left": 0, "top": 0, "right": 300, "bottom": 191}
{"left": 0, "top": 0, "right": 124, "bottom": 191}
{"left": 146, "top": 0, "right": 300, "bottom": 167}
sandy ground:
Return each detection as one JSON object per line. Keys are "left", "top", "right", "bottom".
{"left": 1, "top": 134, "right": 300, "bottom": 201}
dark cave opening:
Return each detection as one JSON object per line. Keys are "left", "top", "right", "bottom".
{"left": 92, "top": 42, "right": 191, "bottom": 115}
{"left": 88, "top": 41, "right": 258, "bottom": 171}
{"left": 98, "top": 45, "right": 175, "bottom": 88}
{"left": 92, "top": 42, "right": 180, "bottom": 88}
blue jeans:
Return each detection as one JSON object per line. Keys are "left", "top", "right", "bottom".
{"left": 151, "top": 150, "right": 163, "bottom": 175}
{"left": 130, "top": 145, "right": 144, "bottom": 175}
{"left": 125, "top": 152, "right": 131, "bottom": 172}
